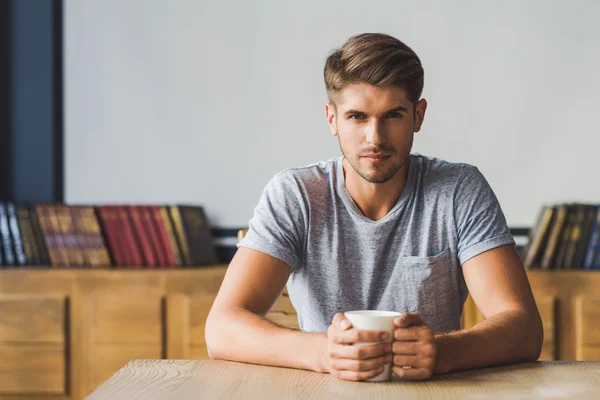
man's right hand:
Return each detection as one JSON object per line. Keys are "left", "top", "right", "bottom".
{"left": 325, "top": 313, "right": 394, "bottom": 381}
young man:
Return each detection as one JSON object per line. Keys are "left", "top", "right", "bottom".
{"left": 206, "top": 33, "right": 543, "bottom": 381}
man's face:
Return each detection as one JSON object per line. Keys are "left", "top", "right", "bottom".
{"left": 325, "top": 83, "right": 427, "bottom": 184}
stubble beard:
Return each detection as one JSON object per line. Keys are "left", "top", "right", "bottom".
{"left": 339, "top": 140, "right": 404, "bottom": 184}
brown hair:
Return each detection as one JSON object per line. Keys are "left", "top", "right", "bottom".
{"left": 324, "top": 33, "right": 424, "bottom": 107}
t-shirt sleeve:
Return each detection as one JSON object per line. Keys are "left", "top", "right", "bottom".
{"left": 454, "top": 166, "right": 515, "bottom": 265}
{"left": 237, "top": 173, "right": 306, "bottom": 270}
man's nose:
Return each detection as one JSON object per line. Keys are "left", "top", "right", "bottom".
{"left": 365, "top": 120, "right": 386, "bottom": 146}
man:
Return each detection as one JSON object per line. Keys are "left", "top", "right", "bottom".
{"left": 206, "top": 33, "right": 543, "bottom": 381}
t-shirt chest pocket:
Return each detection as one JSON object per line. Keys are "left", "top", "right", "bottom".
{"left": 401, "top": 248, "right": 458, "bottom": 332}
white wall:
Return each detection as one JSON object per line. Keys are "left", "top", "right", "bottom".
{"left": 65, "top": 0, "right": 600, "bottom": 228}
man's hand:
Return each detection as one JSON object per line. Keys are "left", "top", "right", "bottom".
{"left": 325, "top": 313, "right": 393, "bottom": 381}
{"left": 392, "top": 313, "right": 438, "bottom": 380}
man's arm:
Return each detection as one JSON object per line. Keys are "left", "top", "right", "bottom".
{"left": 205, "top": 247, "right": 326, "bottom": 371}
{"left": 435, "top": 244, "right": 543, "bottom": 373}
{"left": 205, "top": 247, "right": 391, "bottom": 380}
{"left": 391, "top": 244, "right": 543, "bottom": 380}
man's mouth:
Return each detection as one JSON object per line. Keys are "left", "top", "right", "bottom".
{"left": 362, "top": 153, "right": 391, "bottom": 161}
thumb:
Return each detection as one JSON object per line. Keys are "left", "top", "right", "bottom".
{"left": 394, "top": 312, "right": 423, "bottom": 328}
{"left": 332, "top": 312, "right": 353, "bottom": 331}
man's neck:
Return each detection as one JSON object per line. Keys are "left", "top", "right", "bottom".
{"left": 342, "top": 157, "right": 410, "bottom": 221}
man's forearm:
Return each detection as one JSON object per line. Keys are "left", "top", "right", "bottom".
{"left": 205, "top": 308, "right": 328, "bottom": 372}
{"left": 434, "top": 309, "right": 543, "bottom": 374}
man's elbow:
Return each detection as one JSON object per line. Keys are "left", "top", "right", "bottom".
{"left": 524, "top": 310, "right": 544, "bottom": 362}
{"left": 204, "top": 312, "right": 227, "bottom": 360}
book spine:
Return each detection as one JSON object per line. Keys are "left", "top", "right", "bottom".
{"left": 56, "top": 205, "right": 86, "bottom": 267}
{"left": 523, "top": 206, "right": 554, "bottom": 269}
{"left": 6, "top": 204, "right": 27, "bottom": 266}
{"left": 97, "top": 206, "right": 126, "bottom": 267}
{"left": 158, "top": 206, "right": 182, "bottom": 267}
{"left": 70, "top": 206, "right": 93, "bottom": 267}
{"left": 129, "top": 206, "right": 157, "bottom": 267}
{"left": 540, "top": 206, "right": 568, "bottom": 270}
{"left": 46, "top": 205, "right": 70, "bottom": 267}
{"left": 29, "top": 206, "right": 51, "bottom": 265}
{"left": 0, "top": 203, "right": 16, "bottom": 266}
{"left": 141, "top": 206, "right": 167, "bottom": 267}
{"left": 563, "top": 206, "right": 585, "bottom": 269}
{"left": 16, "top": 205, "right": 41, "bottom": 265}
{"left": 179, "top": 206, "right": 218, "bottom": 266}
{"left": 118, "top": 206, "right": 144, "bottom": 267}
{"left": 583, "top": 207, "right": 600, "bottom": 269}
{"left": 169, "top": 206, "right": 192, "bottom": 266}
{"left": 82, "top": 207, "right": 112, "bottom": 267}
{"left": 151, "top": 206, "right": 178, "bottom": 267}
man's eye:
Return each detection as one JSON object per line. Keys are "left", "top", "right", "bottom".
{"left": 387, "top": 112, "right": 403, "bottom": 119}
{"left": 349, "top": 114, "right": 366, "bottom": 120}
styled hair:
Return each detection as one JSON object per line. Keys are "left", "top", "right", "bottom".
{"left": 324, "top": 33, "right": 424, "bottom": 106}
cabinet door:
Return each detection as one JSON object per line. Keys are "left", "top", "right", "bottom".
{"left": 77, "top": 295, "right": 164, "bottom": 396}
{"left": 0, "top": 295, "right": 68, "bottom": 397}
{"left": 576, "top": 296, "right": 600, "bottom": 360}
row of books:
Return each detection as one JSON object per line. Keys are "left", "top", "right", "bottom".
{"left": 0, "top": 203, "right": 218, "bottom": 268}
{"left": 522, "top": 203, "right": 600, "bottom": 270}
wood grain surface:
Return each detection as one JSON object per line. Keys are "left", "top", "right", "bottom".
{"left": 87, "top": 360, "right": 600, "bottom": 400}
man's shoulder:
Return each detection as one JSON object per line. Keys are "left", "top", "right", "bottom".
{"left": 271, "top": 157, "right": 338, "bottom": 190}
{"left": 412, "top": 153, "right": 479, "bottom": 183}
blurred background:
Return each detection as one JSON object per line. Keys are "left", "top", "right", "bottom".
{"left": 1, "top": 1, "right": 599, "bottom": 398}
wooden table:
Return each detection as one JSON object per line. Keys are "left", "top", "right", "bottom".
{"left": 87, "top": 360, "right": 600, "bottom": 399}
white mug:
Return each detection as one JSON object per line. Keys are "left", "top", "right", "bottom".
{"left": 344, "top": 310, "right": 401, "bottom": 382}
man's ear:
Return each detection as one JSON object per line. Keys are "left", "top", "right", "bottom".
{"left": 325, "top": 102, "right": 338, "bottom": 137}
{"left": 413, "top": 98, "right": 428, "bottom": 133}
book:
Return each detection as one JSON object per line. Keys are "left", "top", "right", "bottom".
{"left": 116, "top": 206, "right": 144, "bottom": 267}
{"left": 571, "top": 205, "right": 597, "bottom": 269}
{"left": 140, "top": 206, "right": 166, "bottom": 266}
{"left": 16, "top": 204, "right": 41, "bottom": 265}
{"left": 173, "top": 205, "right": 218, "bottom": 266}
{"left": 97, "top": 206, "right": 127, "bottom": 267}
{"left": 71, "top": 206, "right": 112, "bottom": 267}
{"left": 156, "top": 206, "right": 182, "bottom": 267}
{"left": 583, "top": 206, "right": 600, "bottom": 269}
{"left": 524, "top": 206, "right": 555, "bottom": 269}
{"left": 0, "top": 202, "right": 16, "bottom": 266}
{"left": 6, "top": 203, "right": 27, "bottom": 266}
{"left": 554, "top": 205, "right": 578, "bottom": 269}
{"left": 169, "top": 206, "right": 192, "bottom": 266}
{"left": 37, "top": 204, "right": 69, "bottom": 267}
{"left": 541, "top": 205, "right": 570, "bottom": 269}
{"left": 29, "top": 205, "right": 51, "bottom": 265}
{"left": 129, "top": 205, "right": 157, "bottom": 267}
{"left": 56, "top": 205, "right": 86, "bottom": 267}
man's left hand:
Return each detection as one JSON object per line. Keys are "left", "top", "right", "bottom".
{"left": 392, "top": 313, "right": 438, "bottom": 380}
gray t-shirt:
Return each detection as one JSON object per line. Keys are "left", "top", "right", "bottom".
{"left": 238, "top": 153, "right": 515, "bottom": 333}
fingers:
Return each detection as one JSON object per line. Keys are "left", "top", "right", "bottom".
{"left": 332, "top": 367, "right": 386, "bottom": 382}
{"left": 332, "top": 328, "right": 390, "bottom": 345}
{"left": 393, "top": 326, "right": 419, "bottom": 341}
{"left": 329, "top": 342, "right": 392, "bottom": 360}
{"left": 392, "top": 366, "right": 433, "bottom": 381}
{"left": 392, "top": 354, "right": 424, "bottom": 368}
{"left": 393, "top": 340, "right": 436, "bottom": 356}
{"left": 394, "top": 312, "right": 423, "bottom": 328}
{"left": 332, "top": 313, "right": 352, "bottom": 331}
{"left": 330, "top": 353, "right": 393, "bottom": 372}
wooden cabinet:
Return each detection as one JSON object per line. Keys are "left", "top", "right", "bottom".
{"left": 0, "top": 267, "right": 598, "bottom": 399}
{"left": 0, "top": 267, "right": 231, "bottom": 400}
